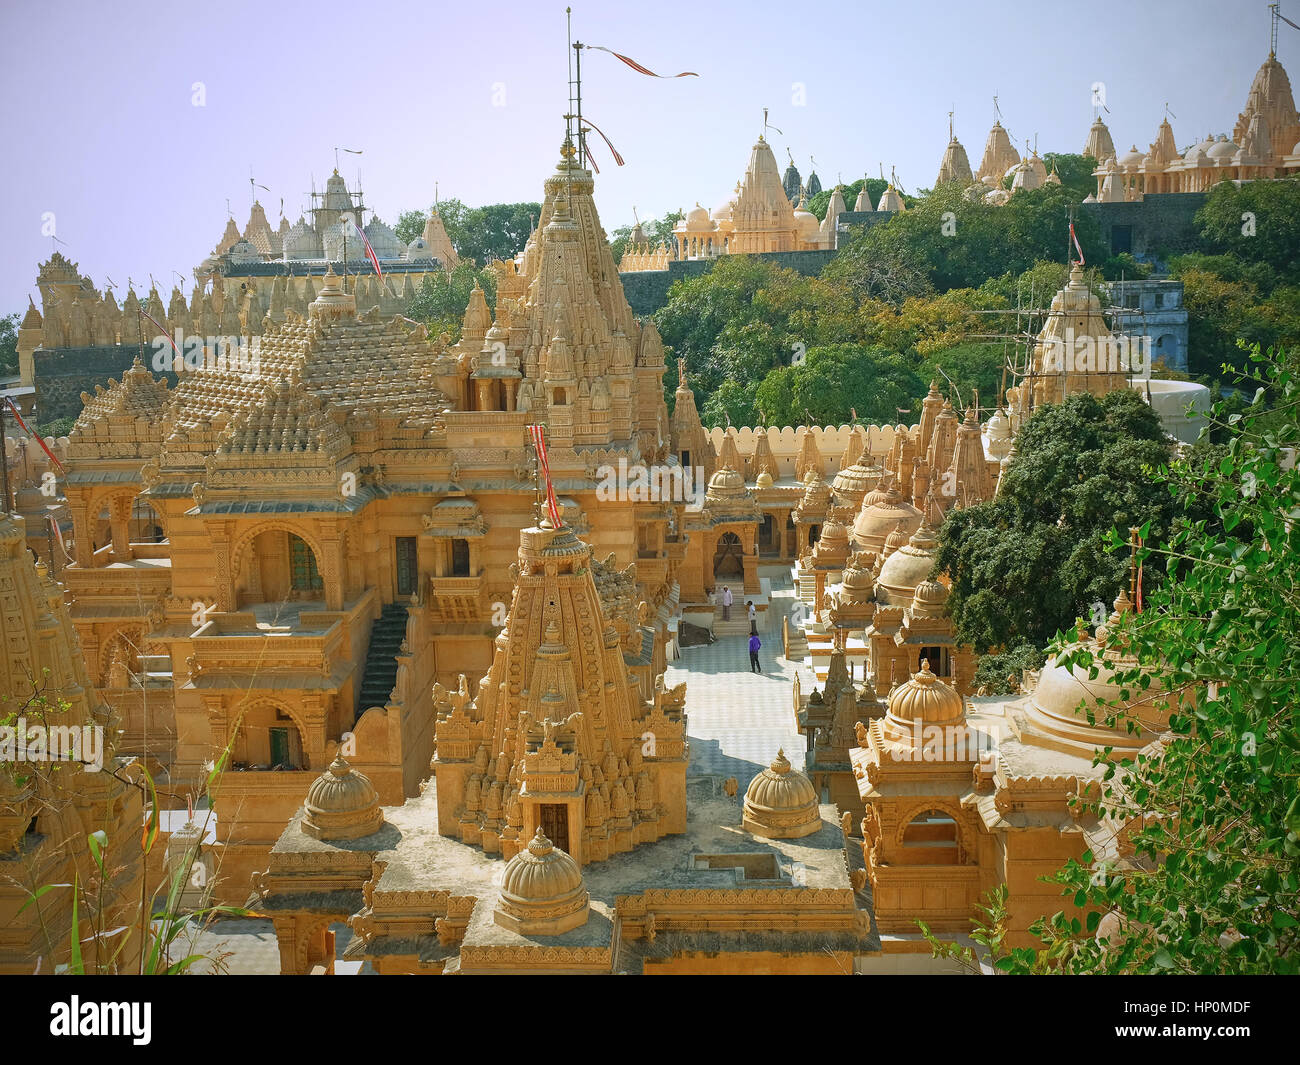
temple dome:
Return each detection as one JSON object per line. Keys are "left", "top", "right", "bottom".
{"left": 876, "top": 519, "right": 940, "bottom": 604}
{"left": 685, "top": 203, "right": 713, "bottom": 230}
{"left": 494, "top": 828, "right": 590, "bottom": 934}
{"left": 706, "top": 465, "right": 745, "bottom": 498}
{"left": 852, "top": 480, "right": 921, "bottom": 552}
{"left": 886, "top": 659, "right": 963, "bottom": 726}
{"left": 1207, "top": 135, "right": 1239, "bottom": 161}
{"left": 910, "top": 577, "right": 949, "bottom": 618}
{"left": 301, "top": 755, "right": 383, "bottom": 840}
{"left": 742, "top": 749, "right": 821, "bottom": 839}
{"left": 832, "top": 459, "right": 880, "bottom": 509}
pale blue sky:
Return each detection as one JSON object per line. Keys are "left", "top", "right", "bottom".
{"left": 0, "top": 0, "right": 1288, "bottom": 312}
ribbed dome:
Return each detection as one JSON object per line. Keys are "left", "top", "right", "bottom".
{"left": 831, "top": 460, "right": 881, "bottom": 509}
{"left": 301, "top": 754, "right": 383, "bottom": 840}
{"left": 853, "top": 480, "right": 922, "bottom": 554}
{"left": 742, "top": 749, "right": 821, "bottom": 839}
{"left": 755, "top": 470, "right": 774, "bottom": 489}
{"left": 494, "top": 828, "right": 590, "bottom": 934}
{"left": 910, "top": 577, "right": 949, "bottom": 618}
{"left": 886, "top": 659, "right": 963, "bottom": 726}
{"left": 876, "top": 519, "right": 940, "bottom": 604}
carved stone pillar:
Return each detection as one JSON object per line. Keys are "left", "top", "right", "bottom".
{"left": 210, "top": 523, "right": 235, "bottom": 611}
{"left": 299, "top": 696, "right": 328, "bottom": 770}
{"left": 109, "top": 494, "right": 132, "bottom": 563}
{"left": 319, "top": 531, "right": 344, "bottom": 610}
{"left": 71, "top": 501, "right": 93, "bottom": 568}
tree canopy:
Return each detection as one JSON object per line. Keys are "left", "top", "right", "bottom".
{"left": 932, "top": 388, "right": 1219, "bottom": 654}
{"left": 392, "top": 198, "right": 541, "bottom": 266}
{"left": 1013, "top": 343, "right": 1300, "bottom": 974}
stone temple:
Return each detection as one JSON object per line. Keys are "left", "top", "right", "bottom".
{"left": 1, "top": 108, "right": 1208, "bottom": 971}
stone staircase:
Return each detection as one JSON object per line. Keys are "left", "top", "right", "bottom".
{"left": 357, "top": 602, "right": 408, "bottom": 712}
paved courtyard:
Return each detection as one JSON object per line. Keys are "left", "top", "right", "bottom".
{"left": 179, "top": 566, "right": 814, "bottom": 973}
{"left": 668, "top": 569, "right": 815, "bottom": 792}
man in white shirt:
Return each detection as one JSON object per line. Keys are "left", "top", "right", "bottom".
{"left": 747, "top": 600, "right": 757, "bottom": 635}
{"left": 721, "top": 585, "right": 732, "bottom": 621}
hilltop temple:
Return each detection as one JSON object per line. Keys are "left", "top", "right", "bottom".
{"left": 1086, "top": 51, "right": 1300, "bottom": 200}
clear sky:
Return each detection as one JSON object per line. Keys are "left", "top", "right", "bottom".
{"left": 0, "top": 0, "right": 1289, "bottom": 313}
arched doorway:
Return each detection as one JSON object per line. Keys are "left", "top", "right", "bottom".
{"left": 713, "top": 531, "right": 744, "bottom": 581}
{"left": 901, "top": 809, "right": 960, "bottom": 864}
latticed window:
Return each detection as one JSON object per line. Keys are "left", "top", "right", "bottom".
{"left": 289, "top": 534, "right": 323, "bottom": 592}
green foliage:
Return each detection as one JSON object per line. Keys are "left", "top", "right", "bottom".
{"left": 973, "top": 642, "right": 1047, "bottom": 695}
{"left": 35, "top": 416, "right": 76, "bottom": 439}
{"left": 404, "top": 262, "right": 499, "bottom": 341}
{"left": 394, "top": 198, "right": 541, "bottom": 266}
{"left": 1042, "top": 153, "right": 1098, "bottom": 200}
{"left": 393, "top": 209, "right": 426, "bottom": 246}
{"left": 1194, "top": 179, "right": 1300, "bottom": 284}
{"left": 1023, "top": 345, "right": 1300, "bottom": 973}
{"left": 0, "top": 312, "right": 18, "bottom": 376}
{"left": 835, "top": 183, "right": 1106, "bottom": 295}
{"left": 755, "top": 344, "right": 925, "bottom": 427}
{"left": 933, "top": 389, "right": 1209, "bottom": 653}
{"left": 920, "top": 883, "right": 1067, "bottom": 973}
{"left": 1100, "top": 252, "right": 1152, "bottom": 282}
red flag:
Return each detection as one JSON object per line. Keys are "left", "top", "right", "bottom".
{"left": 585, "top": 45, "right": 697, "bottom": 78}
{"left": 6, "top": 397, "right": 65, "bottom": 472}
{"left": 140, "top": 308, "right": 181, "bottom": 360}
{"left": 1070, "top": 220, "right": 1086, "bottom": 266}
{"left": 528, "top": 424, "right": 564, "bottom": 528}
{"left": 352, "top": 221, "right": 383, "bottom": 280}
{"left": 581, "top": 119, "right": 624, "bottom": 166}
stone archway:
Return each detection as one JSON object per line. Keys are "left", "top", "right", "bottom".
{"left": 713, "top": 531, "right": 744, "bottom": 581}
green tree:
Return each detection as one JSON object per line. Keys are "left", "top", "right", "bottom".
{"left": 394, "top": 209, "right": 427, "bottom": 245}
{"left": 1194, "top": 178, "right": 1300, "bottom": 284}
{"left": 393, "top": 199, "right": 541, "bottom": 266}
{"left": 755, "top": 344, "right": 925, "bottom": 427}
{"left": 1042, "top": 153, "right": 1098, "bottom": 200}
{"left": 1020, "top": 344, "right": 1300, "bottom": 974}
{"left": 933, "top": 389, "right": 1204, "bottom": 653}
{"left": 0, "top": 312, "right": 18, "bottom": 376}
{"left": 404, "top": 261, "right": 498, "bottom": 341}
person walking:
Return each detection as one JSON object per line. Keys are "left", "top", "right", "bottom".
{"left": 722, "top": 584, "right": 733, "bottom": 621}
{"left": 746, "top": 600, "right": 757, "bottom": 635}
{"left": 748, "top": 632, "right": 762, "bottom": 673}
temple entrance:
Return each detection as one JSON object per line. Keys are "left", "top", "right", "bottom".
{"left": 918, "top": 646, "right": 948, "bottom": 676}
{"left": 758, "top": 514, "right": 778, "bottom": 557}
{"left": 539, "top": 803, "right": 569, "bottom": 853}
{"left": 713, "top": 532, "right": 744, "bottom": 580}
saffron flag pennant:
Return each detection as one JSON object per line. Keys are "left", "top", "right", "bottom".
{"left": 352, "top": 221, "right": 383, "bottom": 280}
{"left": 139, "top": 308, "right": 181, "bottom": 360}
{"left": 582, "top": 119, "right": 625, "bottom": 166}
{"left": 528, "top": 424, "right": 564, "bottom": 528}
{"left": 585, "top": 45, "right": 698, "bottom": 78}
{"left": 6, "top": 397, "right": 65, "bottom": 472}
{"left": 1070, "top": 220, "right": 1086, "bottom": 266}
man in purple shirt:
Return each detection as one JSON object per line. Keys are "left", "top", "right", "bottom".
{"left": 748, "top": 633, "right": 762, "bottom": 673}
